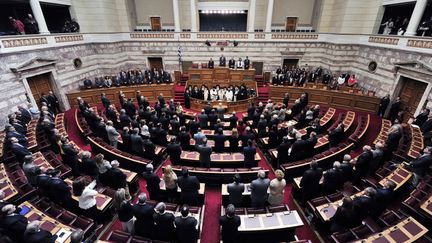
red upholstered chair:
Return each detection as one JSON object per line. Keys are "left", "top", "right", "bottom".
{"left": 106, "top": 230, "right": 131, "bottom": 242}
{"left": 350, "top": 225, "right": 373, "bottom": 239}
{"left": 378, "top": 210, "right": 402, "bottom": 227}
{"left": 331, "top": 231, "right": 356, "bottom": 243}
{"left": 46, "top": 205, "right": 64, "bottom": 218}
{"left": 57, "top": 211, "right": 77, "bottom": 225}
{"left": 72, "top": 216, "right": 94, "bottom": 235}
{"left": 268, "top": 205, "right": 289, "bottom": 213}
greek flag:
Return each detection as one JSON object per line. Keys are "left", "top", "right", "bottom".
{"left": 178, "top": 45, "right": 183, "bottom": 62}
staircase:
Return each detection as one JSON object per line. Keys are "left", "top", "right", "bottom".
{"left": 258, "top": 86, "right": 269, "bottom": 104}
{"left": 174, "top": 85, "right": 185, "bottom": 105}
{"left": 255, "top": 75, "right": 265, "bottom": 88}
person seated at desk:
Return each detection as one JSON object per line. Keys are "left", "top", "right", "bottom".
{"left": 322, "top": 161, "right": 343, "bottom": 195}
{"left": 23, "top": 220, "right": 57, "bottom": 243}
{"left": 0, "top": 204, "right": 28, "bottom": 241}
{"left": 208, "top": 58, "right": 214, "bottom": 69}
{"left": 228, "top": 57, "right": 235, "bottom": 69}
{"left": 219, "top": 204, "right": 241, "bottom": 243}
{"left": 175, "top": 205, "right": 198, "bottom": 243}
{"left": 153, "top": 202, "right": 175, "bottom": 242}
{"left": 178, "top": 168, "right": 200, "bottom": 206}
{"left": 213, "top": 128, "right": 226, "bottom": 153}
{"left": 250, "top": 170, "right": 270, "bottom": 208}
{"left": 353, "top": 187, "right": 377, "bottom": 221}
{"left": 300, "top": 160, "right": 323, "bottom": 202}
{"left": 243, "top": 140, "right": 257, "bottom": 168}
{"left": 330, "top": 197, "right": 356, "bottom": 233}
{"left": 143, "top": 164, "right": 161, "bottom": 200}
{"left": 228, "top": 174, "right": 245, "bottom": 207}
{"left": 133, "top": 193, "right": 154, "bottom": 238}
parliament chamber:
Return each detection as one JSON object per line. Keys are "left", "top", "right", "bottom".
{"left": 2, "top": 0, "right": 432, "bottom": 243}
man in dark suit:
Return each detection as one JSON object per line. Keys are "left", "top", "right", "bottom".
{"left": 372, "top": 181, "right": 396, "bottom": 218}
{"left": 410, "top": 147, "right": 432, "bottom": 186}
{"left": 388, "top": 97, "right": 401, "bottom": 122}
{"left": 10, "top": 118, "right": 27, "bottom": 135}
{"left": 243, "top": 56, "right": 250, "bottom": 70}
{"left": 228, "top": 57, "right": 235, "bottom": 69}
{"left": 414, "top": 108, "right": 430, "bottom": 127}
{"left": 339, "top": 154, "right": 353, "bottom": 183}
{"left": 179, "top": 126, "right": 191, "bottom": 150}
{"left": 322, "top": 161, "right": 343, "bottom": 194}
{"left": 153, "top": 202, "right": 175, "bottom": 242}
{"left": 421, "top": 117, "right": 432, "bottom": 134}
{"left": 109, "top": 160, "right": 127, "bottom": 190}
{"left": 46, "top": 170, "right": 71, "bottom": 206}
{"left": 167, "top": 137, "right": 182, "bottom": 164}
{"left": 158, "top": 93, "right": 166, "bottom": 107}
{"left": 0, "top": 204, "right": 28, "bottom": 241}
{"left": 60, "top": 137, "right": 80, "bottom": 176}
{"left": 142, "top": 163, "right": 160, "bottom": 200}
{"left": 229, "top": 112, "right": 238, "bottom": 129}
{"left": 100, "top": 93, "right": 111, "bottom": 109}
{"left": 290, "top": 137, "right": 309, "bottom": 161}
{"left": 300, "top": 160, "right": 323, "bottom": 202}
{"left": 219, "top": 54, "right": 226, "bottom": 66}
{"left": 9, "top": 137, "right": 31, "bottom": 164}
{"left": 276, "top": 137, "right": 291, "bottom": 167}
{"left": 219, "top": 204, "right": 241, "bottom": 243}
{"left": 143, "top": 136, "right": 156, "bottom": 160}
{"left": 378, "top": 94, "right": 390, "bottom": 117}
{"left": 198, "top": 110, "right": 208, "bottom": 128}
{"left": 305, "top": 132, "right": 318, "bottom": 154}
{"left": 120, "top": 127, "right": 132, "bottom": 152}
{"left": 369, "top": 142, "right": 384, "bottom": 176}
{"left": 80, "top": 151, "right": 98, "bottom": 178}
{"left": 39, "top": 93, "right": 52, "bottom": 112}
{"left": 130, "top": 128, "right": 145, "bottom": 156}
{"left": 353, "top": 145, "right": 373, "bottom": 183}
{"left": 197, "top": 139, "right": 212, "bottom": 168}
{"left": 227, "top": 174, "right": 245, "bottom": 207}
{"left": 119, "top": 109, "right": 131, "bottom": 128}
{"left": 243, "top": 140, "right": 257, "bottom": 168}
{"left": 250, "top": 170, "right": 270, "bottom": 207}
{"left": 177, "top": 168, "right": 200, "bottom": 206}
{"left": 18, "top": 105, "right": 32, "bottom": 124}
{"left": 328, "top": 123, "right": 345, "bottom": 147}
{"left": 23, "top": 220, "right": 57, "bottom": 243}
{"left": 213, "top": 128, "right": 226, "bottom": 153}
{"left": 6, "top": 126, "right": 27, "bottom": 146}
{"left": 353, "top": 187, "right": 377, "bottom": 220}
{"left": 174, "top": 205, "right": 198, "bottom": 243}
{"left": 106, "top": 105, "right": 118, "bottom": 127}
{"left": 208, "top": 58, "right": 214, "bottom": 69}
{"left": 48, "top": 91, "right": 60, "bottom": 114}
{"left": 133, "top": 193, "right": 155, "bottom": 238}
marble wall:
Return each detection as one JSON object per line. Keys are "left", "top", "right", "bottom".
{"left": 1, "top": 38, "right": 432, "bottom": 128}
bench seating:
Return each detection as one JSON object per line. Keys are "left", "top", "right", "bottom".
{"left": 348, "top": 114, "right": 370, "bottom": 144}
{"left": 373, "top": 119, "right": 392, "bottom": 145}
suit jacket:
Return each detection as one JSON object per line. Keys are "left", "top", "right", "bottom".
{"left": 290, "top": 139, "right": 309, "bottom": 160}
{"left": 243, "top": 146, "right": 257, "bottom": 168}
{"left": 213, "top": 134, "right": 226, "bottom": 153}
{"left": 411, "top": 154, "right": 432, "bottom": 176}
{"left": 339, "top": 163, "right": 353, "bottom": 182}
{"left": 143, "top": 139, "right": 156, "bottom": 159}
{"left": 179, "top": 131, "right": 191, "bottom": 150}
{"left": 20, "top": 108, "right": 32, "bottom": 124}
{"left": 81, "top": 157, "right": 98, "bottom": 177}
{"left": 373, "top": 187, "right": 394, "bottom": 217}
{"left": 167, "top": 142, "right": 182, "bottom": 164}
{"left": 10, "top": 143, "right": 31, "bottom": 163}
{"left": 109, "top": 167, "right": 127, "bottom": 189}
{"left": 250, "top": 178, "right": 270, "bottom": 205}
{"left": 353, "top": 195, "right": 375, "bottom": 218}
{"left": 133, "top": 203, "right": 155, "bottom": 237}
{"left": 105, "top": 108, "right": 118, "bottom": 123}
{"left": 47, "top": 177, "right": 71, "bottom": 203}
{"left": 277, "top": 141, "right": 291, "bottom": 165}
{"left": 153, "top": 212, "right": 175, "bottom": 241}
{"left": 227, "top": 182, "right": 244, "bottom": 206}
{"left": 414, "top": 113, "right": 429, "bottom": 127}
{"left": 322, "top": 168, "right": 343, "bottom": 194}
{"left": 219, "top": 56, "right": 226, "bottom": 66}
{"left": 130, "top": 134, "right": 144, "bottom": 155}
{"left": 121, "top": 131, "right": 132, "bottom": 152}
{"left": 330, "top": 206, "right": 356, "bottom": 232}
{"left": 23, "top": 229, "right": 57, "bottom": 243}
{"left": 106, "top": 125, "right": 119, "bottom": 142}
{"left": 143, "top": 171, "right": 160, "bottom": 198}
{"left": 178, "top": 175, "right": 200, "bottom": 204}
{"left": 174, "top": 216, "right": 198, "bottom": 243}
{"left": 355, "top": 150, "right": 373, "bottom": 178}
{"left": 101, "top": 96, "right": 111, "bottom": 108}
{"left": 219, "top": 215, "right": 241, "bottom": 243}
{"left": 369, "top": 149, "right": 384, "bottom": 175}
{"left": 198, "top": 114, "right": 208, "bottom": 128}
{"left": 0, "top": 214, "right": 28, "bottom": 237}
{"left": 300, "top": 168, "right": 323, "bottom": 195}
{"left": 197, "top": 145, "right": 212, "bottom": 167}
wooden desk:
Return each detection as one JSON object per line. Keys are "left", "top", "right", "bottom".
{"left": 378, "top": 165, "right": 412, "bottom": 190}
{"left": 188, "top": 67, "right": 256, "bottom": 88}
{"left": 420, "top": 195, "right": 432, "bottom": 217}
{"left": 64, "top": 179, "right": 112, "bottom": 212}
{"left": 0, "top": 164, "right": 19, "bottom": 201}
{"left": 408, "top": 124, "right": 424, "bottom": 159}
{"left": 355, "top": 217, "right": 428, "bottom": 243}
{"left": 55, "top": 113, "right": 68, "bottom": 139}
{"left": 66, "top": 84, "right": 174, "bottom": 108}
{"left": 180, "top": 151, "right": 261, "bottom": 168}
{"left": 190, "top": 97, "right": 258, "bottom": 113}
{"left": 374, "top": 119, "right": 392, "bottom": 145}
{"left": 269, "top": 85, "right": 380, "bottom": 113}
{"left": 159, "top": 180, "right": 206, "bottom": 195}
{"left": 19, "top": 201, "right": 74, "bottom": 243}
{"left": 27, "top": 119, "right": 38, "bottom": 151}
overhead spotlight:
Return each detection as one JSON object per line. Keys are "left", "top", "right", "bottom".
{"left": 233, "top": 40, "right": 239, "bottom": 47}
{"left": 205, "top": 40, "right": 211, "bottom": 46}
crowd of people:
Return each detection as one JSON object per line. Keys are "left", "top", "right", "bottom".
{"left": 83, "top": 68, "right": 172, "bottom": 89}
{"left": 184, "top": 84, "right": 255, "bottom": 105}
{"left": 8, "top": 15, "right": 80, "bottom": 35}
{"left": 204, "top": 55, "right": 251, "bottom": 69}
{"left": 272, "top": 65, "right": 358, "bottom": 89}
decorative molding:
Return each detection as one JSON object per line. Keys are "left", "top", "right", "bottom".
{"left": 254, "top": 33, "right": 265, "bottom": 39}
{"left": 2, "top": 37, "right": 47, "bottom": 48}
{"left": 130, "top": 33, "right": 174, "bottom": 39}
{"left": 10, "top": 57, "right": 57, "bottom": 73}
{"left": 368, "top": 36, "right": 399, "bottom": 45}
{"left": 55, "top": 35, "right": 84, "bottom": 43}
{"left": 271, "top": 34, "right": 319, "bottom": 40}
{"left": 197, "top": 33, "right": 249, "bottom": 39}
{"left": 406, "top": 39, "right": 432, "bottom": 49}
{"left": 180, "top": 33, "right": 191, "bottom": 39}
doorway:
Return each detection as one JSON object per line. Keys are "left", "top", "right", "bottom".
{"left": 150, "top": 17, "right": 161, "bottom": 31}
{"left": 148, "top": 57, "right": 164, "bottom": 71}
{"left": 27, "top": 73, "right": 54, "bottom": 108}
{"left": 283, "top": 59, "right": 299, "bottom": 69}
{"left": 286, "top": 17, "right": 298, "bottom": 31}
{"left": 397, "top": 77, "right": 428, "bottom": 121}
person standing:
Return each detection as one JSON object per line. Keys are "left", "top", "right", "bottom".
{"left": 9, "top": 17, "right": 25, "bottom": 34}
{"left": 153, "top": 202, "right": 175, "bottom": 242}
{"left": 24, "top": 14, "right": 39, "bottom": 34}
{"left": 388, "top": 97, "right": 401, "bottom": 122}
{"left": 47, "top": 91, "right": 60, "bottom": 114}
{"left": 177, "top": 168, "right": 200, "bottom": 206}
{"left": 184, "top": 90, "right": 191, "bottom": 109}
{"left": 227, "top": 174, "right": 244, "bottom": 207}
{"left": 174, "top": 205, "right": 198, "bottom": 243}
{"left": 243, "top": 140, "right": 257, "bottom": 168}
{"left": 133, "top": 193, "right": 154, "bottom": 238}
{"left": 219, "top": 204, "right": 241, "bottom": 243}
{"left": 268, "top": 170, "right": 286, "bottom": 206}
{"left": 106, "top": 121, "right": 120, "bottom": 148}
{"left": 250, "top": 170, "right": 270, "bottom": 208}
{"left": 219, "top": 54, "right": 226, "bottom": 66}
{"left": 378, "top": 94, "right": 390, "bottom": 117}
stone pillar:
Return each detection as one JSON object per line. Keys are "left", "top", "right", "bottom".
{"left": 190, "top": 0, "right": 198, "bottom": 32}
{"left": 173, "top": 0, "right": 181, "bottom": 32}
{"left": 405, "top": 0, "right": 428, "bottom": 36}
{"left": 29, "top": 0, "right": 50, "bottom": 34}
{"left": 248, "top": 0, "right": 256, "bottom": 32}
{"left": 265, "top": 0, "right": 274, "bottom": 32}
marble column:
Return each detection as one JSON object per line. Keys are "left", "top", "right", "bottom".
{"left": 29, "top": 0, "right": 50, "bottom": 34}
{"left": 265, "top": 0, "right": 274, "bottom": 32}
{"left": 405, "top": 0, "right": 428, "bottom": 36}
{"left": 173, "top": 0, "right": 181, "bottom": 32}
{"left": 190, "top": 0, "right": 198, "bottom": 32}
{"left": 248, "top": 0, "right": 256, "bottom": 32}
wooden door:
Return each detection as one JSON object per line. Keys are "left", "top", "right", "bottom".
{"left": 252, "top": 62, "right": 263, "bottom": 75}
{"left": 148, "top": 57, "right": 163, "bottom": 71}
{"left": 398, "top": 77, "right": 428, "bottom": 121}
{"left": 286, "top": 17, "right": 298, "bottom": 31}
{"left": 27, "top": 73, "right": 53, "bottom": 108}
{"left": 150, "top": 17, "right": 161, "bottom": 31}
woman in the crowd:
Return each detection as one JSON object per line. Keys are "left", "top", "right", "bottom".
{"left": 268, "top": 170, "right": 286, "bottom": 206}
{"left": 73, "top": 178, "right": 99, "bottom": 221}
{"left": 94, "top": 153, "right": 112, "bottom": 185}
{"left": 229, "top": 128, "right": 240, "bottom": 152}
{"left": 162, "top": 165, "right": 178, "bottom": 202}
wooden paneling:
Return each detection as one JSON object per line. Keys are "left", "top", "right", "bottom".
{"left": 398, "top": 78, "right": 428, "bottom": 121}
{"left": 190, "top": 97, "right": 258, "bottom": 113}
{"left": 187, "top": 67, "right": 256, "bottom": 89}
{"left": 66, "top": 84, "right": 174, "bottom": 108}
{"left": 150, "top": 17, "right": 161, "bottom": 31}
{"left": 286, "top": 17, "right": 298, "bottom": 31}
{"left": 269, "top": 86, "right": 380, "bottom": 113}
{"left": 27, "top": 73, "right": 53, "bottom": 108}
